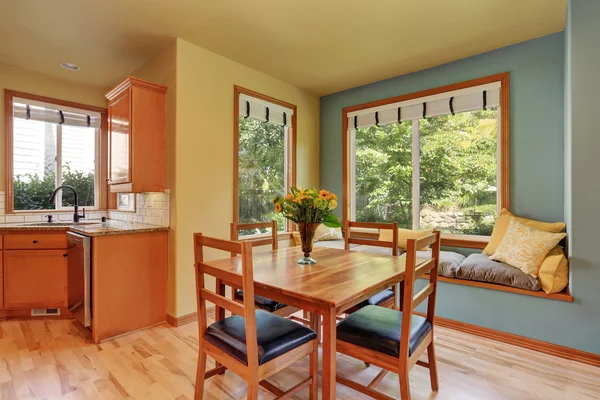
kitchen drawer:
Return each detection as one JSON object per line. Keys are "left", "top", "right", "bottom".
{"left": 4, "top": 233, "right": 67, "bottom": 250}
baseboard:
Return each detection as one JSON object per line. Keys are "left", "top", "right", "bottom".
{"left": 428, "top": 314, "right": 600, "bottom": 368}
{"left": 166, "top": 307, "right": 214, "bottom": 327}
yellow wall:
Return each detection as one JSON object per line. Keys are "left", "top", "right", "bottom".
{"left": 173, "top": 38, "right": 320, "bottom": 317}
{"left": 130, "top": 41, "right": 178, "bottom": 316}
{"left": 0, "top": 63, "right": 106, "bottom": 190}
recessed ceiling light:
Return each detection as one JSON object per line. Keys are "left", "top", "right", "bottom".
{"left": 60, "top": 62, "right": 80, "bottom": 71}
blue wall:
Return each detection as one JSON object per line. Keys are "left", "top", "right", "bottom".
{"left": 320, "top": 29, "right": 600, "bottom": 355}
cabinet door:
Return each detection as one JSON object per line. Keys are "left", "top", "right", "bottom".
{"left": 3, "top": 250, "right": 68, "bottom": 308}
{"left": 0, "top": 254, "right": 3, "bottom": 309}
{"left": 108, "top": 89, "right": 132, "bottom": 185}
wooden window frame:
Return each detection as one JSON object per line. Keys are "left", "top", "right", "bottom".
{"left": 342, "top": 72, "right": 510, "bottom": 247}
{"left": 4, "top": 90, "right": 109, "bottom": 213}
{"left": 233, "top": 85, "right": 297, "bottom": 232}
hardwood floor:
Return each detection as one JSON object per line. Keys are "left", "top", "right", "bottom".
{"left": 0, "top": 318, "right": 598, "bottom": 399}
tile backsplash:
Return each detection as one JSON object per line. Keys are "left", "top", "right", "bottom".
{"left": 108, "top": 192, "right": 170, "bottom": 227}
{"left": 0, "top": 191, "right": 169, "bottom": 227}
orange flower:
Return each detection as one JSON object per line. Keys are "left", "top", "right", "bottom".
{"left": 285, "top": 193, "right": 295, "bottom": 201}
{"left": 319, "top": 190, "right": 330, "bottom": 200}
{"left": 274, "top": 203, "right": 282, "bottom": 213}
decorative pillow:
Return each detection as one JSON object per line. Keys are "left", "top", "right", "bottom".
{"left": 401, "top": 250, "right": 466, "bottom": 278}
{"left": 537, "top": 246, "right": 569, "bottom": 294}
{"left": 456, "top": 253, "right": 541, "bottom": 291}
{"left": 490, "top": 219, "right": 566, "bottom": 278}
{"left": 378, "top": 228, "right": 433, "bottom": 250}
{"left": 314, "top": 224, "right": 343, "bottom": 242}
{"left": 483, "top": 209, "right": 565, "bottom": 255}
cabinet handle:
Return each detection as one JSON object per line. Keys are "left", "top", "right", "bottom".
{"left": 63, "top": 254, "right": 68, "bottom": 257}
{"left": 32, "top": 240, "right": 38, "bottom": 244}
{"left": 105, "top": 178, "right": 111, "bottom": 182}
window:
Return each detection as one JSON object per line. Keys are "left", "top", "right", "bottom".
{"left": 234, "top": 86, "right": 296, "bottom": 235}
{"left": 345, "top": 73, "right": 509, "bottom": 238}
{"left": 6, "top": 91, "right": 105, "bottom": 212}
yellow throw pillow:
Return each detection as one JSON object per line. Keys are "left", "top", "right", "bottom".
{"left": 537, "top": 246, "right": 569, "bottom": 294}
{"left": 378, "top": 228, "right": 433, "bottom": 250}
{"left": 490, "top": 218, "right": 566, "bottom": 278}
{"left": 314, "top": 224, "right": 343, "bottom": 242}
{"left": 483, "top": 209, "right": 565, "bottom": 255}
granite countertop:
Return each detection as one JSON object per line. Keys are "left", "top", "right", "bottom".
{"left": 0, "top": 220, "right": 168, "bottom": 237}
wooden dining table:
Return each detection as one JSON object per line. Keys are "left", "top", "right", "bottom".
{"left": 203, "top": 245, "right": 415, "bottom": 400}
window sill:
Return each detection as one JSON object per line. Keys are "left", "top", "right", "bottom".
{"left": 440, "top": 233, "right": 490, "bottom": 249}
{"left": 426, "top": 275, "right": 574, "bottom": 302}
{"left": 9, "top": 208, "right": 102, "bottom": 214}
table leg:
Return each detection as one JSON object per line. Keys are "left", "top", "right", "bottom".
{"left": 321, "top": 306, "right": 337, "bottom": 400}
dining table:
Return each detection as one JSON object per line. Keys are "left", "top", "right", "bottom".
{"left": 202, "top": 245, "right": 416, "bottom": 400}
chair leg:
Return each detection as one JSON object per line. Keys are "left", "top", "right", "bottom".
{"left": 194, "top": 349, "right": 207, "bottom": 400}
{"left": 248, "top": 380, "right": 260, "bottom": 400}
{"left": 427, "top": 341, "right": 439, "bottom": 391}
{"left": 309, "top": 341, "right": 318, "bottom": 400}
{"left": 399, "top": 365, "right": 411, "bottom": 400}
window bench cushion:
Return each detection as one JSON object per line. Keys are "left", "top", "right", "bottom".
{"left": 403, "top": 250, "right": 466, "bottom": 278}
{"left": 456, "top": 253, "right": 541, "bottom": 291}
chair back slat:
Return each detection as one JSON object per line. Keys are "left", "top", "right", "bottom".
{"left": 193, "top": 232, "right": 259, "bottom": 370}
{"left": 230, "top": 220, "right": 278, "bottom": 256}
{"left": 399, "top": 231, "right": 441, "bottom": 362}
{"left": 344, "top": 220, "right": 399, "bottom": 256}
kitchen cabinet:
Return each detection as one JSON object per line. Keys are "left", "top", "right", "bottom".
{"left": 3, "top": 250, "right": 68, "bottom": 308}
{"left": 106, "top": 76, "right": 167, "bottom": 193}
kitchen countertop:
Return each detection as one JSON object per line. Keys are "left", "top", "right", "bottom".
{"left": 0, "top": 220, "right": 168, "bottom": 237}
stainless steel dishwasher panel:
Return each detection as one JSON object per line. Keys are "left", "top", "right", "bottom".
{"left": 67, "top": 232, "right": 92, "bottom": 327}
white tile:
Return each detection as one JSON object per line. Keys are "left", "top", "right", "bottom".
{"left": 58, "top": 213, "right": 73, "bottom": 221}
{"left": 158, "top": 209, "right": 169, "bottom": 218}
{"left": 24, "top": 215, "right": 43, "bottom": 222}
{"left": 161, "top": 218, "right": 170, "bottom": 227}
{"left": 149, "top": 217, "right": 161, "bottom": 226}
{"left": 5, "top": 215, "right": 25, "bottom": 223}
{"left": 160, "top": 202, "right": 170, "bottom": 210}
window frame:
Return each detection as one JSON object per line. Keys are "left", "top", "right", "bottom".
{"left": 4, "top": 90, "right": 109, "bottom": 213}
{"left": 342, "top": 73, "right": 510, "bottom": 245}
{"left": 233, "top": 85, "right": 297, "bottom": 233}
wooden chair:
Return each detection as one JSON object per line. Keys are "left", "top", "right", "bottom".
{"left": 343, "top": 220, "right": 400, "bottom": 313}
{"left": 193, "top": 233, "right": 318, "bottom": 400}
{"left": 229, "top": 221, "right": 302, "bottom": 318}
{"left": 335, "top": 231, "right": 441, "bottom": 400}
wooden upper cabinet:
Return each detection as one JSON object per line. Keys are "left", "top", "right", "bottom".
{"left": 106, "top": 77, "right": 167, "bottom": 193}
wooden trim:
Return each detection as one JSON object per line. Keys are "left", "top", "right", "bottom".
{"left": 105, "top": 76, "right": 167, "bottom": 101}
{"left": 441, "top": 233, "right": 490, "bottom": 249}
{"left": 424, "top": 314, "right": 600, "bottom": 368}
{"left": 431, "top": 275, "right": 574, "bottom": 302}
{"left": 4, "top": 90, "right": 108, "bottom": 214}
{"left": 166, "top": 306, "right": 215, "bottom": 327}
{"left": 232, "top": 85, "right": 297, "bottom": 226}
{"left": 341, "top": 72, "right": 510, "bottom": 240}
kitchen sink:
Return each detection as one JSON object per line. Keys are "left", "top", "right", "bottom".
{"left": 23, "top": 221, "right": 102, "bottom": 227}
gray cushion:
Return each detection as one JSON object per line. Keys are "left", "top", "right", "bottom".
{"left": 456, "top": 253, "right": 541, "bottom": 291}
{"left": 400, "top": 250, "right": 466, "bottom": 278}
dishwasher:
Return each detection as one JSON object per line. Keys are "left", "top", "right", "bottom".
{"left": 67, "top": 232, "right": 92, "bottom": 328}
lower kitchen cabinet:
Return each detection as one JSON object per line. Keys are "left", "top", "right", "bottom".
{"left": 3, "top": 250, "right": 68, "bottom": 308}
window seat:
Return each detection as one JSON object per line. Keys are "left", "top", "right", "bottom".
{"left": 311, "top": 239, "right": 573, "bottom": 302}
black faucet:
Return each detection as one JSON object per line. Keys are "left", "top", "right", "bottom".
{"left": 49, "top": 185, "right": 86, "bottom": 223}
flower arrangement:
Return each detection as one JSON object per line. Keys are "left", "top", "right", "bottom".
{"left": 273, "top": 187, "right": 342, "bottom": 227}
{"left": 273, "top": 187, "right": 341, "bottom": 264}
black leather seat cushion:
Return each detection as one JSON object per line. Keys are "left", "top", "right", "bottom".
{"left": 235, "top": 290, "right": 287, "bottom": 312}
{"left": 354, "top": 288, "right": 395, "bottom": 308}
{"left": 337, "top": 305, "right": 432, "bottom": 357}
{"left": 204, "top": 309, "right": 317, "bottom": 366}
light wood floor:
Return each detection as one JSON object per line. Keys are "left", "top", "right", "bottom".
{"left": 0, "top": 318, "right": 599, "bottom": 399}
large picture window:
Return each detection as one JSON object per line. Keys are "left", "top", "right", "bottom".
{"left": 6, "top": 91, "right": 106, "bottom": 212}
{"left": 345, "top": 73, "right": 509, "bottom": 239}
{"left": 234, "top": 86, "right": 296, "bottom": 235}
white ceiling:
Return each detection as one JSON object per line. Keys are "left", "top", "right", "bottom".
{"left": 0, "top": 0, "right": 567, "bottom": 96}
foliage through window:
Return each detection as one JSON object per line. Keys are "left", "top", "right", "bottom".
{"left": 12, "top": 103, "right": 99, "bottom": 211}
{"left": 238, "top": 117, "right": 288, "bottom": 234}
{"left": 352, "top": 89, "right": 501, "bottom": 237}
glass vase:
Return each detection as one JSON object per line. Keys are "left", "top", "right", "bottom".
{"left": 297, "top": 222, "right": 319, "bottom": 264}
